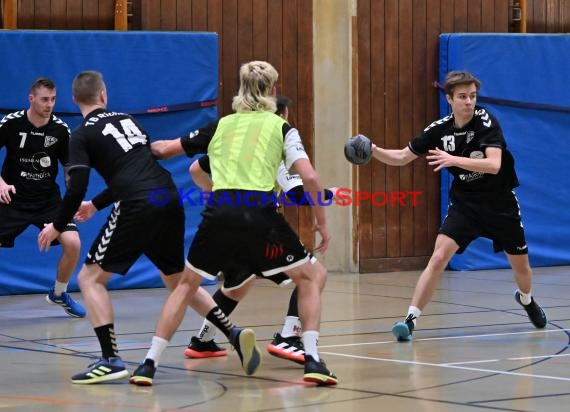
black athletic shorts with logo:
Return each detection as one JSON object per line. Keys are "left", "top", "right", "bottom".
{"left": 186, "top": 191, "right": 313, "bottom": 287}
{"left": 86, "top": 199, "right": 185, "bottom": 275}
{"left": 440, "top": 190, "right": 527, "bottom": 255}
{"left": 0, "top": 200, "right": 77, "bottom": 248}
{"left": 218, "top": 263, "right": 294, "bottom": 292}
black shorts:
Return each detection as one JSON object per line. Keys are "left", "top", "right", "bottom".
{"left": 219, "top": 265, "right": 293, "bottom": 292}
{"left": 186, "top": 202, "right": 312, "bottom": 285}
{"left": 0, "top": 201, "right": 77, "bottom": 248}
{"left": 440, "top": 190, "right": 528, "bottom": 255}
{"left": 86, "top": 200, "right": 185, "bottom": 275}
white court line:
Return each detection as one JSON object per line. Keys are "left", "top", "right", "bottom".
{"left": 319, "top": 351, "right": 570, "bottom": 382}
{"left": 445, "top": 353, "right": 570, "bottom": 366}
{"left": 319, "top": 327, "right": 570, "bottom": 349}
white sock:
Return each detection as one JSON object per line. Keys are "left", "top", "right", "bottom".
{"left": 302, "top": 330, "right": 320, "bottom": 362}
{"left": 281, "top": 316, "right": 302, "bottom": 338}
{"left": 407, "top": 306, "right": 422, "bottom": 325}
{"left": 518, "top": 289, "right": 532, "bottom": 305}
{"left": 197, "top": 320, "right": 218, "bottom": 342}
{"left": 54, "top": 281, "right": 68, "bottom": 296}
{"left": 145, "top": 336, "right": 169, "bottom": 367}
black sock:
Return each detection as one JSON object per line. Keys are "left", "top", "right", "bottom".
{"left": 206, "top": 306, "right": 235, "bottom": 338}
{"left": 287, "top": 287, "right": 299, "bottom": 317}
{"left": 212, "top": 289, "right": 239, "bottom": 315}
{"left": 94, "top": 323, "right": 119, "bottom": 359}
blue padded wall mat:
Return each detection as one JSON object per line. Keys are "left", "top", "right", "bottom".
{"left": 439, "top": 34, "right": 570, "bottom": 270}
{"left": 0, "top": 31, "right": 218, "bottom": 294}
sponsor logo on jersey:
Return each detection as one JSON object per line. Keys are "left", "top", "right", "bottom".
{"left": 30, "top": 131, "right": 44, "bottom": 136}
{"left": 20, "top": 171, "right": 50, "bottom": 180}
{"left": 469, "top": 150, "right": 484, "bottom": 159}
{"left": 44, "top": 136, "right": 58, "bottom": 147}
{"left": 19, "top": 152, "right": 51, "bottom": 169}
{"left": 458, "top": 171, "right": 484, "bottom": 182}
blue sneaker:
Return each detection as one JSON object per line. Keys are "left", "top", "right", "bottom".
{"left": 46, "top": 288, "right": 86, "bottom": 318}
{"left": 229, "top": 327, "right": 262, "bottom": 375}
{"left": 392, "top": 315, "right": 416, "bottom": 342}
{"left": 71, "top": 357, "right": 129, "bottom": 384}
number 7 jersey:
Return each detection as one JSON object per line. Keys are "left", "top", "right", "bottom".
{"left": 0, "top": 110, "right": 70, "bottom": 207}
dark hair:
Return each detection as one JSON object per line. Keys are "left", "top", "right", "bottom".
{"left": 30, "top": 77, "right": 56, "bottom": 94}
{"left": 443, "top": 70, "right": 481, "bottom": 96}
{"left": 276, "top": 95, "right": 290, "bottom": 116}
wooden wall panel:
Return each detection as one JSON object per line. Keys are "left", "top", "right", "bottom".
{"left": 252, "top": 0, "right": 268, "bottom": 58}
{"left": 358, "top": 0, "right": 517, "bottom": 272}
{"left": 356, "top": 0, "right": 374, "bottom": 261}
{"left": 397, "top": 0, "right": 414, "bottom": 259}
{"left": 160, "top": 0, "right": 178, "bottom": 30}
{"left": 17, "top": 0, "right": 34, "bottom": 28}
{"left": 192, "top": 0, "right": 208, "bottom": 31}
{"left": 412, "top": 0, "right": 429, "bottom": 257}
{"left": 12, "top": 0, "right": 117, "bottom": 30}
{"left": 526, "top": 0, "right": 570, "bottom": 32}
{"left": 34, "top": 0, "right": 50, "bottom": 29}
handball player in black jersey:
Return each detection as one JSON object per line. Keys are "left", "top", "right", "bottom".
{"left": 38, "top": 71, "right": 257, "bottom": 385}
{"left": 366, "top": 70, "right": 547, "bottom": 342}
{"left": 0, "top": 77, "right": 84, "bottom": 318}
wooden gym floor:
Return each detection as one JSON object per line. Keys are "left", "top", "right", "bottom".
{"left": 1, "top": 266, "right": 569, "bottom": 411}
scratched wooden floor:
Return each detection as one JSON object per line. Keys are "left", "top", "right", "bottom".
{"left": 1, "top": 266, "right": 569, "bottom": 411}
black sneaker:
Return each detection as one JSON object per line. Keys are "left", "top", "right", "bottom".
{"left": 129, "top": 358, "right": 156, "bottom": 386}
{"left": 392, "top": 314, "right": 416, "bottom": 342}
{"left": 303, "top": 355, "right": 338, "bottom": 386}
{"left": 515, "top": 291, "right": 547, "bottom": 329}
{"left": 266, "top": 333, "right": 305, "bottom": 365}
{"left": 229, "top": 327, "right": 262, "bottom": 375}
{"left": 184, "top": 336, "right": 227, "bottom": 358}
{"left": 71, "top": 357, "right": 129, "bottom": 384}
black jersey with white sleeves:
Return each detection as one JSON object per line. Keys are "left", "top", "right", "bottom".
{"left": 0, "top": 110, "right": 70, "bottom": 207}
{"left": 68, "top": 108, "right": 177, "bottom": 202}
{"left": 408, "top": 106, "right": 519, "bottom": 193}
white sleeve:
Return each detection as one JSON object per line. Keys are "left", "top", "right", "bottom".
{"left": 276, "top": 161, "right": 303, "bottom": 192}
{"left": 283, "top": 127, "right": 309, "bottom": 170}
